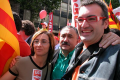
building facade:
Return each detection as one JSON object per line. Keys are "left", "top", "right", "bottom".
{"left": 10, "top": 0, "right": 72, "bottom": 35}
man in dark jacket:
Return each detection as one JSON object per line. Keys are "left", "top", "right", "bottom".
{"left": 62, "top": 0, "right": 120, "bottom": 80}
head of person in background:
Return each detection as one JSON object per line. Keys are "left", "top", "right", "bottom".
{"left": 59, "top": 26, "right": 80, "bottom": 57}
{"left": 20, "top": 20, "right": 36, "bottom": 45}
{"left": 41, "top": 22, "right": 48, "bottom": 31}
{"left": 12, "top": 11, "right": 22, "bottom": 33}
{"left": 54, "top": 36, "right": 60, "bottom": 50}
{"left": 30, "top": 30, "right": 55, "bottom": 62}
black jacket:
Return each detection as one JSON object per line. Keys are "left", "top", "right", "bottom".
{"left": 62, "top": 41, "right": 120, "bottom": 80}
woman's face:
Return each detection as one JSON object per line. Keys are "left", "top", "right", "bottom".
{"left": 33, "top": 33, "right": 50, "bottom": 57}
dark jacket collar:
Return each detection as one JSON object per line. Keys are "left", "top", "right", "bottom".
{"left": 77, "top": 39, "right": 106, "bottom": 62}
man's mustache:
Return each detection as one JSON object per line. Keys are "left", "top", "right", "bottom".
{"left": 61, "top": 42, "right": 70, "bottom": 46}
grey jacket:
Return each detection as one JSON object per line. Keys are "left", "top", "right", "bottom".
{"left": 62, "top": 41, "right": 120, "bottom": 80}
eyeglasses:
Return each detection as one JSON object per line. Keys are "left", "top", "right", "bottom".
{"left": 33, "top": 39, "right": 49, "bottom": 46}
{"left": 76, "top": 16, "right": 106, "bottom": 24}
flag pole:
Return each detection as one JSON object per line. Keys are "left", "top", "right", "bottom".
{"left": 66, "top": 0, "right": 70, "bottom": 25}
{"left": 58, "top": 0, "right": 62, "bottom": 33}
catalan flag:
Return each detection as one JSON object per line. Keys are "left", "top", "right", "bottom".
{"left": 108, "top": 0, "right": 120, "bottom": 30}
{"left": 109, "top": 12, "right": 119, "bottom": 29}
{"left": 0, "top": 0, "right": 20, "bottom": 76}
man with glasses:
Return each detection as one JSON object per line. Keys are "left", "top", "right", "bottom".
{"left": 62, "top": 0, "right": 120, "bottom": 80}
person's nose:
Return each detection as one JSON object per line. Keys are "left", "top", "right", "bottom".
{"left": 81, "top": 20, "right": 89, "bottom": 28}
{"left": 37, "top": 42, "right": 42, "bottom": 46}
{"left": 63, "top": 37, "right": 68, "bottom": 42}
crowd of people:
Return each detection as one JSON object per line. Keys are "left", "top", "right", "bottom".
{"left": 0, "top": 0, "right": 120, "bottom": 80}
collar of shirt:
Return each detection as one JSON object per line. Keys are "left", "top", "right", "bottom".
{"left": 59, "top": 49, "right": 74, "bottom": 59}
{"left": 41, "top": 28, "right": 48, "bottom": 31}
{"left": 52, "top": 49, "right": 75, "bottom": 80}
{"left": 25, "top": 36, "right": 30, "bottom": 42}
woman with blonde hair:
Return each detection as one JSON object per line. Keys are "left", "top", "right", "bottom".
{"left": 0, "top": 30, "right": 55, "bottom": 80}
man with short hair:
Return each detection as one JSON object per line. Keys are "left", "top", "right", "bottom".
{"left": 52, "top": 26, "right": 80, "bottom": 80}
{"left": 62, "top": 0, "right": 120, "bottom": 80}
{"left": 20, "top": 20, "right": 36, "bottom": 45}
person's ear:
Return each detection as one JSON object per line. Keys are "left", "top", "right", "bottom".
{"left": 104, "top": 19, "right": 109, "bottom": 29}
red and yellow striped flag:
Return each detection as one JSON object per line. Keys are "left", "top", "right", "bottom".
{"left": 108, "top": 0, "right": 120, "bottom": 30}
{"left": 109, "top": 12, "right": 119, "bottom": 29}
{"left": 0, "top": 0, "right": 20, "bottom": 76}
{"left": 103, "top": 0, "right": 120, "bottom": 30}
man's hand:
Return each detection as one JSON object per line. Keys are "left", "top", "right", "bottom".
{"left": 9, "top": 56, "right": 21, "bottom": 68}
{"left": 99, "top": 32, "right": 120, "bottom": 48}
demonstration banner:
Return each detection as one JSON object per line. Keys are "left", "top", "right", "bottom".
{"left": 71, "top": 0, "right": 80, "bottom": 27}
{"left": 49, "top": 12, "right": 53, "bottom": 32}
{"left": 113, "top": 7, "right": 120, "bottom": 21}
